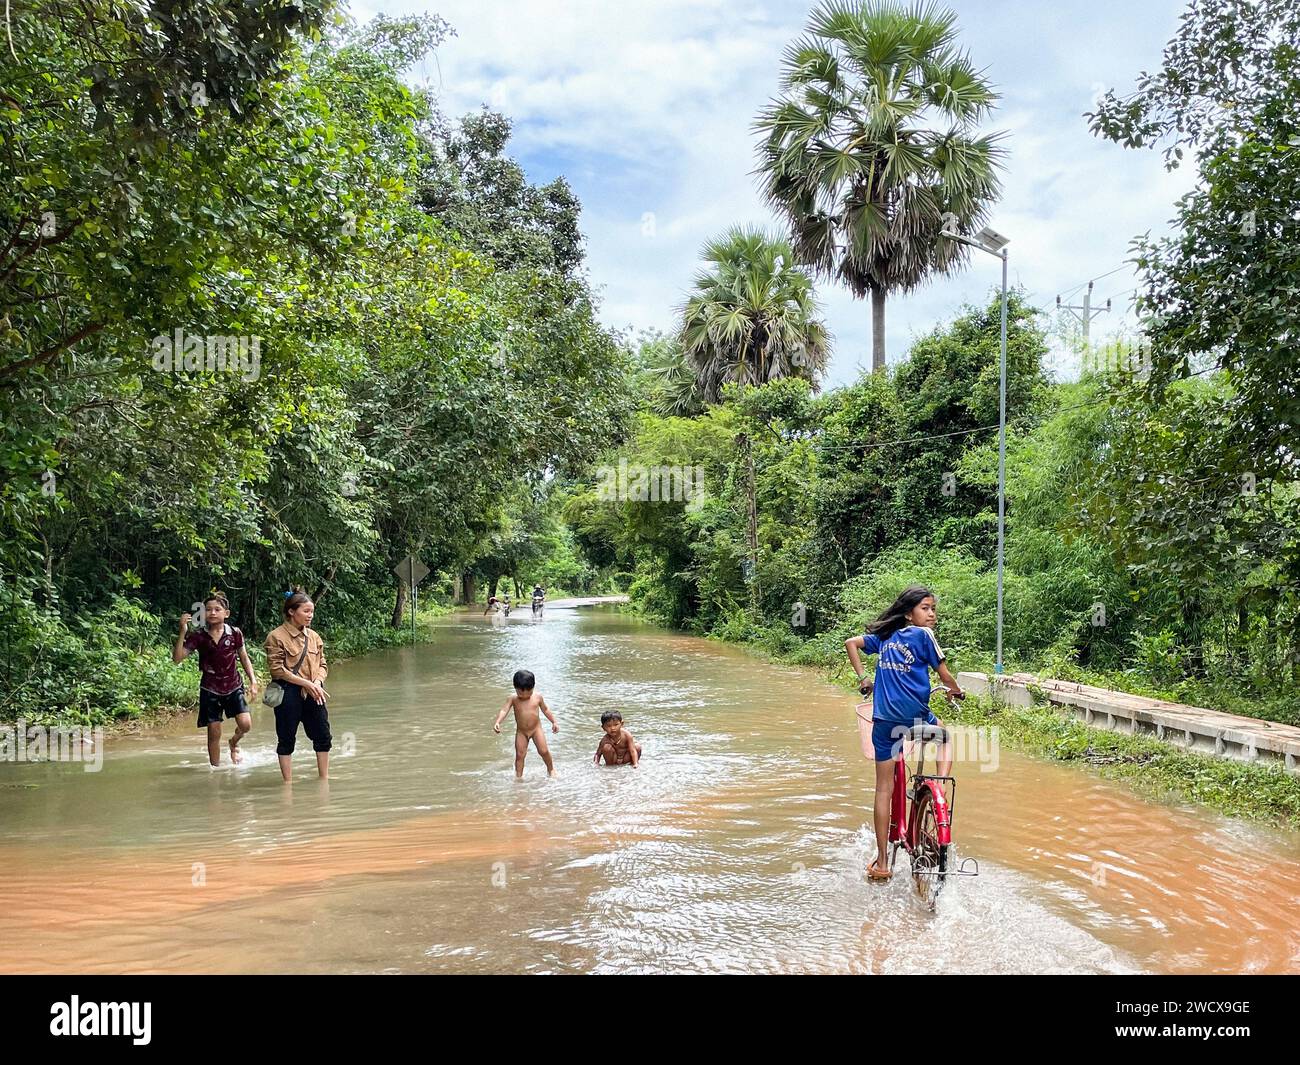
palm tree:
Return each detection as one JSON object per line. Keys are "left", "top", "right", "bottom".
{"left": 637, "top": 334, "right": 707, "bottom": 417}
{"left": 754, "top": 0, "right": 1006, "bottom": 373}
{"left": 679, "top": 227, "right": 830, "bottom": 404}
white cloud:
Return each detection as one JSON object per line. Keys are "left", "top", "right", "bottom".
{"left": 358, "top": 0, "right": 1198, "bottom": 385}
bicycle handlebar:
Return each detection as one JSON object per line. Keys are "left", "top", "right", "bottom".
{"left": 859, "top": 680, "right": 964, "bottom": 701}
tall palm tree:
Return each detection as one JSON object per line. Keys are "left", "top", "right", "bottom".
{"left": 754, "top": 0, "right": 1006, "bottom": 373}
{"left": 679, "top": 227, "right": 830, "bottom": 404}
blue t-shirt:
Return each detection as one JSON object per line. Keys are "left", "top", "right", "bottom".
{"left": 863, "top": 625, "right": 945, "bottom": 724}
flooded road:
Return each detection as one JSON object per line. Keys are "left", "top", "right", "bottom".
{"left": 1, "top": 606, "right": 1298, "bottom": 974}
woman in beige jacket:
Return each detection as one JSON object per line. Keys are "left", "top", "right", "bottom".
{"left": 265, "top": 591, "right": 331, "bottom": 781}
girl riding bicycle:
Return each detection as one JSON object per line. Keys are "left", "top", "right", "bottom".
{"left": 845, "top": 585, "right": 963, "bottom": 881}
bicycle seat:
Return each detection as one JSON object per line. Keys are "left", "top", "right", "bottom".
{"left": 896, "top": 722, "right": 950, "bottom": 745}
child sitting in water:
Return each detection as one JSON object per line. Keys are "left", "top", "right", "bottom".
{"left": 593, "top": 711, "right": 641, "bottom": 767}
{"left": 493, "top": 669, "right": 558, "bottom": 777}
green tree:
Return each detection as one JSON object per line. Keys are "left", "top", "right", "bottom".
{"left": 419, "top": 108, "right": 583, "bottom": 279}
{"left": 679, "top": 227, "right": 829, "bottom": 403}
{"left": 1, "top": 0, "right": 333, "bottom": 387}
{"left": 809, "top": 290, "right": 1048, "bottom": 603}
{"left": 1087, "top": 0, "right": 1300, "bottom": 657}
{"left": 754, "top": 0, "right": 1005, "bottom": 372}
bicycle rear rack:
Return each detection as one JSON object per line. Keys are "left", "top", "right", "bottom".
{"left": 911, "top": 857, "right": 979, "bottom": 878}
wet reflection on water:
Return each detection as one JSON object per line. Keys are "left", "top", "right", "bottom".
{"left": 1, "top": 606, "right": 1297, "bottom": 973}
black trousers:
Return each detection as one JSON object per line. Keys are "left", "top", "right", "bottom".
{"left": 274, "top": 683, "right": 332, "bottom": 755}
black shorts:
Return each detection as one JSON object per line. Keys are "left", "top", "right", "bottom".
{"left": 197, "top": 688, "right": 248, "bottom": 728}
{"left": 273, "top": 683, "right": 332, "bottom": 756}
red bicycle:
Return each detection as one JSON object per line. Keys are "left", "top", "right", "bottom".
{"left": 865, "top": 689, "right": 979, "bottom": 909}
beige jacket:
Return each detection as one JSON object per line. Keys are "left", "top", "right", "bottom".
{"left": 265, "top": 623, "right": 328, "bottom": 684}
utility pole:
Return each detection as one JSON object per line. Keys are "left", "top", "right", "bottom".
{"left": 1056, "top": 280, "right": 1111, "bottom": 361}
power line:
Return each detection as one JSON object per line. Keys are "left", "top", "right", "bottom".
{"left": 1056, "top": 280, "right": 1112, "bottom": 346}
{"left": 1052, "top": 266, "right": 1141, "bottom": 348}
{"left": 788, "top": 420, "right": 997, "bottom": 453}
{"left": 759, "top": 257, "right": 1240, "bottom": 456}
{"left": 1055, "top": 280, "right": 1089, "bottom": 303}
{"left": 765, "top": 365, "right": 1220, "bottom": 455}
{"left": 1084, "top": 264, "right": 1130, "bottom": 285}
{"left": 1053, "top": 264, "right": 1131, "bottom": 307}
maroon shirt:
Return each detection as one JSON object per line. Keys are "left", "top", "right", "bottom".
{"left": 183, "top": 623, "right": 245, "bottom": 695}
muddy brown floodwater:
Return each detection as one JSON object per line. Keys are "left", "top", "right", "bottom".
{"left": 1, "top": 606, "right": 1297, "bottom": 974}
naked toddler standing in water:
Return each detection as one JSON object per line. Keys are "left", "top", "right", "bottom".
{"left": 493, "top": 669, "right": 558, "bottom": 777}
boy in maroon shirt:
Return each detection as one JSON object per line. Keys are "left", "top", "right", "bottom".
{"left": 173, "top": 592, "right": 259, "bottom": 766}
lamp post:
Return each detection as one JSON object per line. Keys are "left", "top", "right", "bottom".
{"left": 940, "top": 221, "right": 1010, "bottom": 674}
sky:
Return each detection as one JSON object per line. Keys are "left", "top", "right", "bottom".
{"left": 352, "top": 0, "right": 1194, "bottom": 386}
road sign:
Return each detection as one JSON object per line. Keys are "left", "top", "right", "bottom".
{"left": 393, "top": 556, "right": 429, "bottom": 646}
{"left": 394, "top": 556, "right": 429, "bottom": 587}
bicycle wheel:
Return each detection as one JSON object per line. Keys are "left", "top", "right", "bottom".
{"left": 910, "top": 788, "right": 949, "bottom": 910}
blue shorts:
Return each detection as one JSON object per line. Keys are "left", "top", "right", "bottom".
{"left": 871, "top": 711, "right": 941, "bottom": 762}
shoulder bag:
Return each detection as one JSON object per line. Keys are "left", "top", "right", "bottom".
{"left": 262, "top": 630, "right": 310, "bottom": 708}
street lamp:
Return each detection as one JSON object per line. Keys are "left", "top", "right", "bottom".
{"left": 940, "top": 220, "right": 1010, "bottom": 675}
